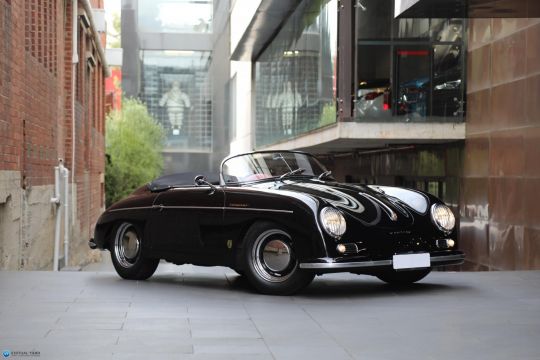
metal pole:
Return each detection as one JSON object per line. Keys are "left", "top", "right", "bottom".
{"left": 51, "top": 165, "right": 61, "bottom": 271}
{"left": 63, "top": 166, "right": 70, "bottom": 268}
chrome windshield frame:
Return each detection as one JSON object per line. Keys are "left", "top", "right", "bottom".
{"left": 220, "top": 150, "right": 327, "bottom": 186}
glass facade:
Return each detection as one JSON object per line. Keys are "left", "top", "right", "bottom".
{"left": 140, "top": 50, "right": 212, "bottom": 152}
{"left": 355, "top": 0, "right": 465, "bottom": 122}
{"left": 254, "top": 0, "right": 338, "bottom": 148}
{"left": 138, "top": 0, "right": 213, "bottom": 33}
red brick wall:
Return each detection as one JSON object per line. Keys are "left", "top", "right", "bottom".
{"left": 0, "top": 0, "right": 106, "bottom": 267}
{"left": 0, "top": 0, "right": 63, "bottom": 187}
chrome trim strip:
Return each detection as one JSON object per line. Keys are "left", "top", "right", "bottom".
{"left": 226, "top": 207, "right": 293, "bottom": 214}
{"left": 300, "top": 260, "right": 393, "bottom": 269}
{"left": 109, "top": 205, "right": 293, "bottom": 214}
{"left": 162, "top": 206, "right": 223, "bottom": 210}
{"left": 430, "top": 254, "right": 465, "bottom": 263}
{"left": 108, "top": 206, "right": 154, "bottom": 212}
{"left": 299, "top": 254, "right": 464, "bottom": 269}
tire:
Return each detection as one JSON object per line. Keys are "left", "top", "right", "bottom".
{"left": 110, "top": 222, "right": 159, "bottom": 280}
{"left": 375, "top": 268, "right": 431, "bottom": 285}
{"left": 241, "top": 221, "right": 314, "bottom": 295}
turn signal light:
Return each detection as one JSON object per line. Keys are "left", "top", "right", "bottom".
{"left": 436, "top": 239, "right": 455, "bottom": 249}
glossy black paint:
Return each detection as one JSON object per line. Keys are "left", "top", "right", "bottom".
{"left": 92, "top": 151, "right": 464, "bottom": 274}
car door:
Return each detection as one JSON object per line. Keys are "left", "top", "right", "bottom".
{"left": 148, "top": 185, "right": 225, "bottom": 255}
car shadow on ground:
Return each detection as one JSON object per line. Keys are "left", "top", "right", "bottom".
{"left": 298, "top": 279, "right": 470, "bottom": 299}
{"left": 94, "top": 272, "right": 473, "bottom": 299}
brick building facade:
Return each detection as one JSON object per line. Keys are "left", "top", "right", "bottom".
{"left": 0, "top": 0, "right": 107, "bottom": 270}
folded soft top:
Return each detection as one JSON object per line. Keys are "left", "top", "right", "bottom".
{"left": 147, "top": 172, "right": 220, "bottom": 192}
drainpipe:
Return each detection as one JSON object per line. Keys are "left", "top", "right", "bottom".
{"left": 62, "top": 164, "right": 70, "bottom": 267}
{"left": 71, "top": 0, "right": 78, "bottom": 238}
{"left": 51, "top": 160, "right": 71, "bottom": 271}
{"left": 51, "top": 163, "right": 61, "bottom": 271}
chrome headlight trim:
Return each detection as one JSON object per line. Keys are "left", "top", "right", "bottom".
{"left": 319, "top": 207, "right": 346, "bottom": 239}
{"left": 430, "top": 203, "right": 455, "bottom": 233}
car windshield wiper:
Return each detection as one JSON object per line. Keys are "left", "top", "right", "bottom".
{"left": 279, "top": 168, "right": 305, "bottom": 181}
{"left": 318, "top": 170, "right": 333, "bottom": 180}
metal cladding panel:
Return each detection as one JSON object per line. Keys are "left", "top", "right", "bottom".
{"left": 231, "top": 0, "right": 304, "bottom": 61}
{"left": 396, "top": 0, "right": 540, "bottom": 18}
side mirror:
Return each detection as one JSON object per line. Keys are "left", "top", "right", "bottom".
{"left": 194, "top": 175, "right": 216, "bottom": 195}
{"left": 194, "top": 175, "right": 206, "bottom": 186}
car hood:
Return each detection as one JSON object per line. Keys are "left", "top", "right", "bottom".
{"left": 267, "top": 180, "right": 430, "bottom": 227}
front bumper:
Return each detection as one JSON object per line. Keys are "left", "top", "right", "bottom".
{"left": 299, "top": 251, "right": 464, "bottom": 273}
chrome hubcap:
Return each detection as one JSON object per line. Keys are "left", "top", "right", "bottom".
{"left": 114, "top": 223, "right": 141, "bottom": 268}
{"left": 262, "top": 240, "right": 291, "bottom": 272}
{"left": 252, "top": 229, "right": 296, "bottom": 282}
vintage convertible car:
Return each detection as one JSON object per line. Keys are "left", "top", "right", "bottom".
{"left": 90, "top": 151, "right": 464, "bottom": 295}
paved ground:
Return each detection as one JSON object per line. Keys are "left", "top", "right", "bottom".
{"left": 1, "top": 258, "right": 539, "bottom": 360}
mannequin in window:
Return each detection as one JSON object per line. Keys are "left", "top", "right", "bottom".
{"left": 159, "top": 81, "right": 191, "bottom": 135}
{"left": 279, "top": 81, "right": 301, "bottom": 136}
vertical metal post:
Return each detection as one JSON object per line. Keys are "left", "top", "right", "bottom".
{"left": 51, "top": 166, "right": 61, "bottom": 271}
{"left": 337, "top": 0, "right": 355, "bottom": 121}
{"left": 63, "top": 167, "right": 70, "bottom": 268}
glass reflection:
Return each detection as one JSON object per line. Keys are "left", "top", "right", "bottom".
{"left": 356, "top": 0, "right": 392, "bottom": 40}
{"left": 138, "top": 0, "right": 212, "bottom": 33}
{"left": 140, "top": 50, "right": 212, "bottom": 152}
{"left": 356, "top": 45, "right": 392, "bottom": 119}
{"left": 254, "top": 0, "right": 338, "bottom": 148}
{"left": 355, "top": 0, "right": 465, "bottom": 123}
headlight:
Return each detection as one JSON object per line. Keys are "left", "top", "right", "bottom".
{"left": 430, "top": 204, "right": 455, "bottom": 233}
{"left": 320, "top": 207, "right": 346, "bottom": 239}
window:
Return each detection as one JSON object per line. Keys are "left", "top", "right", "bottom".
{"left": 254, "top": 0, "right": 338, "bottom": 147}
{"left": 24, "top": 0, "right": 57, "bottom": 75}
{"left": 138, "top": 0, "right": 213, "bottom": 33}
{"left": 355, "top": 0, "right": 465, "bottom": 123}
{"left": 140, "top": 50, "right": 212, "bottom": 153}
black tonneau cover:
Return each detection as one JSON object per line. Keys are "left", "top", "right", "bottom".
{"left": 147, "top": 172, "right": 220, "bottom": 192}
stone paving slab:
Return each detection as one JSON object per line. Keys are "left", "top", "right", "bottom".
{"left": 0, "top": 263, "right": 540, "bottom": 360}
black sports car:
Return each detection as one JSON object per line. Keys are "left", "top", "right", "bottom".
{"left": 90, "top": 151, "right": 464, "bottom": 295}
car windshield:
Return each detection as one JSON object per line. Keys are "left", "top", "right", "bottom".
{"left": 221, "top": 152, "right": 328, "bottom": 184}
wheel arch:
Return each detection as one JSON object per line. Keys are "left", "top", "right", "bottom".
{"left": 233, "top": 217, "right": 317, "bottom": 271}
{"left": 94, "top": 212, "right": 150, "bottom": 251}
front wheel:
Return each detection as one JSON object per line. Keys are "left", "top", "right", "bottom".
{"left": 110, "top": 222, "right": 159, "bottom": 280}
{"left": 375, "top": 268, "right": 431, "bottom": 285}
{"left": 242, "top": 222, "right": 314, "bottom": 295}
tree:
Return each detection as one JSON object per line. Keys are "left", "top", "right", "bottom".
{"left": 105, "top": 98, "right": 165, "bottom": 207}
{"left": 107, "top": 12, "right": 121, "bottom": 49}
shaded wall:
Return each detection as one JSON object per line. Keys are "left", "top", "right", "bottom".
{"left": 324, "top": 143, "right": 462, "bottom": 223}
{"left": 461, "top": 18, "right": 540, "bottom": 270}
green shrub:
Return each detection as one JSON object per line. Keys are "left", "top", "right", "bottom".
{"left": 105, "top": 98, "right": 165, "bottom": 207}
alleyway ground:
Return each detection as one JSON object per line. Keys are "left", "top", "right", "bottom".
{"left": 0, "top": 258, "right": 539, "bottom": 359}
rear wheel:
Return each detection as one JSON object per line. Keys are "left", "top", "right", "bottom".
{"left": 242, "top": 221, "right": 314, "bottom": 295}
{"left": 110, "top": 222, "right": 159, "bottom": 280}
{"left": 375, "top": 268, "right": 431, "bottom": 285}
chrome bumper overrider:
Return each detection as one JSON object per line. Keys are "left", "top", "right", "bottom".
{"left": 299, "top": 253, "right": 465, "bottom": 270}
{"left": 88, "top": 238, "right": 97, "bottom": 250}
